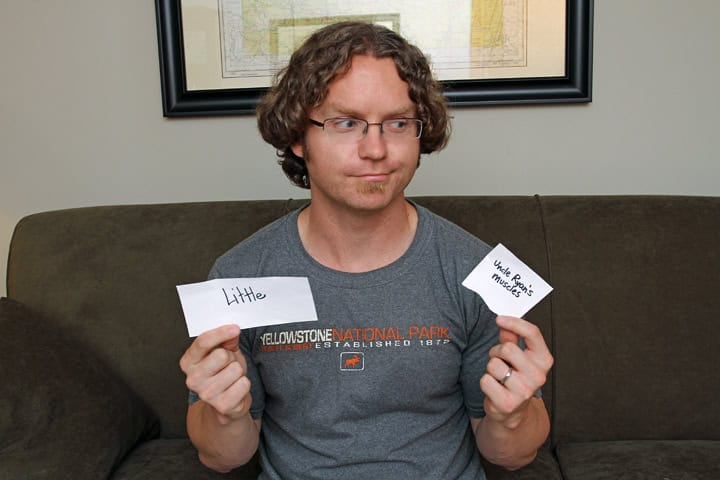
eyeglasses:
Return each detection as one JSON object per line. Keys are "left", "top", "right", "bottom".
{"left": 309, "top": 117, "right": 423, "bottom": 142}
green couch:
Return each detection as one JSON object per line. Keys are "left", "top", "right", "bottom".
{"left": 2, "top": 196, "right": 719, "bottom": 479}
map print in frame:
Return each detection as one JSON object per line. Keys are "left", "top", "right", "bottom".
{"left": 156, "top": 0, "right": 593, "bottom": 115}
{"left": 183, "top": 0, "right": 563, "bottom": 90}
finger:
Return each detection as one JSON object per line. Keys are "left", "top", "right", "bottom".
{"left": 185, "top": 348, "right": 237, "bottom": 393}
{"left": 488, "top": 340, "right": 524, "bottom": 367}
{"left": 182, "top": 324, "right": 241, "bottom": 367}
{"left": 496, "top": 316, "right": 548, "bottom": 354}
{"left": 494, "top": 317, "right": 554, "bottom": 376}
{"left": 488, "top": 341, "right": 545, "bottom": 388}
{"left": 481, "top": 375, "right": 537, "bottom": 431}
{"left": 196, "top": 358, "right": 245, "bottom": 401}
{"left": 479, "top": 373, "right": 513, "bottom": 413}
{"left": 485, "top": 359, "right": 539, "bottom": 410}
{"left": 487, "top": 356, "right": 512, "bottom": 384}
{"left": 204, "top": 347, "right": 243, "bottom": 377}
{"left": 212, "top": 376, "right": 253, "bottom": 419}
{"left": 488, "top": 334, "right": 553, "bottom": 378}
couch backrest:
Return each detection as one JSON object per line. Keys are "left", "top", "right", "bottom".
{"left": 539, "top": 196, "right": 720, "bottom": 444}
{"left": 6, "top": 196, "right": 553, "bottom": 438}
{"left": 8, "top": 195, "right": 718, "bottom": 444}
{"left": 7, "top": 200, "right": 301, "bottom": 437}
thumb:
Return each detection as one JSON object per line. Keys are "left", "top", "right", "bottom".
{"left": 496, "top": 316, "right": 520, "bottom": 345}
{"left": 499, "top": 327, "right": 520, "bottom": 345}
{"left": 220, "top": 333, "right": 248, "bottom": 371}
{"left": 220, "top": 334, "right": 240, "bottom": 352}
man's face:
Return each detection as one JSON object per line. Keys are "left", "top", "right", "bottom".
{"left": 291, "top": 55, "right": 421, "bottom": 214}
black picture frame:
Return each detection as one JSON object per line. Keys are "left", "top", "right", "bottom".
{"left": 155, "top": 0, "right": 593, "bottom": 117}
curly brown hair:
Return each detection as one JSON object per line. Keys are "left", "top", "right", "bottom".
{"left": 256, "top": 21, "right": 452, "bottom": 189}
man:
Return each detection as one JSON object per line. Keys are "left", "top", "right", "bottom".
{"left": 180, "top": 21, "right": 553, "bottom": 479}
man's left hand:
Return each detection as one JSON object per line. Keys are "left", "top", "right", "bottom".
{"left": 479, "top": 315, "right": 554, "bottom": 429}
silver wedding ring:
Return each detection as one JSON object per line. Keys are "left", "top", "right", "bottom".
{"left": 500, "top": 368, "right": 513, "bottom": 386}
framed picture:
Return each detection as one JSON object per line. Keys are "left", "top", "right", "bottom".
{"left": 155, "top": 0, "right": 593, "bottom": 117}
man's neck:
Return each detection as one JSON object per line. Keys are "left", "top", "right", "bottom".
{"left": 297, "top": 198, "right": 418, "bottom": 273}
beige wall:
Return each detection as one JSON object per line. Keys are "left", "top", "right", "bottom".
{"left": 1, "top": 1, "right": 719, "bottom": 296}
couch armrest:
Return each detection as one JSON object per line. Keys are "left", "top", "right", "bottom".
{"left": 0, "top": 298, "right": 160, "bottom": 479}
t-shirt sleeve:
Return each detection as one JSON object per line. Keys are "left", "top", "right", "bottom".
{"left": 460, "top": 302, "right": 499, "bottom": 419}
{"left": 239, "top": 329, "right": 265, "bottom": 420}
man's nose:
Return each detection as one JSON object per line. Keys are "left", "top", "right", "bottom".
{"left": 358, "top": 123, "right": 387, "bottom": 160}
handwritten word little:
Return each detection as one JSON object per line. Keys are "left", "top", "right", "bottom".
{"left": 222, "top": 286, "right": 267, "bottom": 306}
{"left": 492, "top": 260, "right": 534, "bottom": 298}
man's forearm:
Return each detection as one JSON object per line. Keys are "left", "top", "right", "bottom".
{"left": 187, "top": 400, "right": 261, "bottom": 472}
{"left": 473, "top": 397, "right": 550, "bottom": 470}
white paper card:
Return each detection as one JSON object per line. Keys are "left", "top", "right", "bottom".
{"left": 177, "top": 277, "right": 318, "bottom": 337}
{"left": 462, "top": 243, "right": 553, "bottom": 317}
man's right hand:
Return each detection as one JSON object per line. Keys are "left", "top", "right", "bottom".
{"left": 180, "top": 324, "right": 252, "bottom": 425}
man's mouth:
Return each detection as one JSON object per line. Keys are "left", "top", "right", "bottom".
{"left": 357, "top": 173, "right": 389, "bottom": 182}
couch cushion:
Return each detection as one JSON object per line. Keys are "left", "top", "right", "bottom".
{"left": 481, "top": 446, "right": 563, "bottom": 479}
{"left": 0, "top": 297, "right": 159, "bottom": 479}
{"left": 556, "top": 440, "right": 720, "bottom": 479}
{"left": 110, "top": 439, "right": 260, "bottom": 480}
{"left": 113, "top": 439, "right": 559, "bottom": 480}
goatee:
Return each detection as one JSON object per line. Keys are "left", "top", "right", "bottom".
{"left": 357, "top": 182, "right": 385, "bottom": 194}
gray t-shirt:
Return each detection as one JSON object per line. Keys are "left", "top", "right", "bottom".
{"left": 209, "top": 202, "right": 497, "bottom": 480}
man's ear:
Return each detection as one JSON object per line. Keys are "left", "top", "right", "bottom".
{"left": 291, "top": 142, "right": 304, "bottom": 159}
